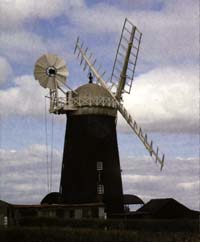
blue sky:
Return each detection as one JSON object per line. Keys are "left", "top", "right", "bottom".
{"left": 0, "top": 0, "right": 199, "bottom": 210}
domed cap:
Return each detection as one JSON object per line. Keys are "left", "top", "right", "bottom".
{"left": 75, "top": 83, "right": 112, "bottom": 98}
{"left": 41, "top": 192, "right": 62, "bottom": 205}
{"left": 70, "top": 83, "right": 117, "bottom": 117}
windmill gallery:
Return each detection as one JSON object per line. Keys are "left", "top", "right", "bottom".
{"left": 0, "top": 19, "right": 198, "bottom": 226}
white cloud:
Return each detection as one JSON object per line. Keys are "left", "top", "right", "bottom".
{"left": 0, "top": 30, "right": 73, "bottom": 69}
{"left": 121, "top": 155, "right": 199, "bottom": 210}
{"left": 62, "top": 0, "right": 198, "bottom": 70}
{"left": 0, "top": 144, "right": 62, "bottom": 204}
{"left": 118, "top": 66, "right": 198, "bottom": 132}
{"left": 110, "top": 0, "right": 164, "bottom": 9}
{"left": 1, "top": 65, "right": 198, "bottom": 134}
{"left": 0, "top": 56, "right": 13, "bottom": 85}
{"left": 123, "top": 174, "right": 162, "bottom": 183}
{"left": 0, "top": 0, "right": 85, "bottom": 30}
{"left": 0, "top": 145, "right": 198, "bottom": 210}
{"left": 69, "top": 4, "right": 124, "bottom": 33}
{"left": 177, "top": 181, "right": 199, "bottom": 190}
{"left": 0, "top": 144, "right": 54, "bottom": 165}
{"left": 0, "top": 31, "right": 47, "bottom": 64}
{"left": 0, "top": 0, "right": 198, "bottom": 74}
{"left": 0, "top": 75, "right": 48, "bottom": 117}
{"left": 0, "top": 1, "right": 85, "bottom": 65}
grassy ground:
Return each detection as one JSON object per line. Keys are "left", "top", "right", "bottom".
{"left": 1, "top": 218, "right": 199, "bottom": 242}
{"left": 18, "top": 217, "right": 199, "bottom": 232}
{"left": 0, "top": 227, "right": 199, "bottom": 242}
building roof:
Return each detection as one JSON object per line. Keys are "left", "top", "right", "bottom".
{"left": 137, "top": 198, "right": 189, "bottom": 213}
{"left": 137, "top": 198, "right": 199, "bottom": 219}
{"left": 75, "top": 83, "right": 112, "bottom": 98}
{"left": 0, "top": 200, "right": 11, "bottom": 207}
{"left": 41, "top": 192, "right": 61, "bottom": 205}
{"left": 70, "top": 83, "right": 117, "bottom": 116}
{"left": 13, "top": 203, "right": 104, "bottom": 209}
{"left": 123, "top": 194, "right": 144, "bottom": 205}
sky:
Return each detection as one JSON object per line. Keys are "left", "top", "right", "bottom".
{"left": 0, "top": 0, "right": 199, "bottom": 211}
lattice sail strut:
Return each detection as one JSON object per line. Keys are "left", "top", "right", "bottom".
{"left": 111, "top": 18, "right": 142, "bottom": 99}
{"left": 74, "top": 37, "right": 108, "bottom": 84}
{"left": 74, "top": 37, "right": 164, "bottom": 170}
{"left": 118, "top": 104, "right": 164, "bottom": 170}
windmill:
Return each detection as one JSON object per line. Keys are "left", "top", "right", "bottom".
{"left": 34, "top": 18, "right": 164, "bottom": 215}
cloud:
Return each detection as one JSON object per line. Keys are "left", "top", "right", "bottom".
{"left": 0, "top": 0, "right": 198, "bottom": 77}
{"left": 121, "top": 155, "right": 199, "bottom": 210}
{"left": 69, "top": 4, "right": 124, "bottom": 34}
{"left": 104, "top": 0, "right": 165, "bottom": 10}
{"left": 177, "top": 181, "right": 198, "bottom": 190}
{"left": 0, "top": 31, "right": 47, "bottom": 64}
{"left": 0, "top": 0, "right": 85, "bottom": 30}
{"left": 0, "top": 74, "right": 69, "bottom": 122}
{"left": 0, "top": 144, "right": 62, "bottom": 204}
{"left": 0, "top": 75, "right": 48, "bottom": 117}
{"left": 1, "top": 64, "right": 198, "bottom": 135}
{"left": 0, "top": 1, "right": 84, "bottom": 66}
{"left": 0, "top": 144, "right": 198, "bottom": 210}
{"left": 123, "top": 174, "right": 162, "bottom": 183}
{"left": 118, "top": 66, "right": 198, "bottom": 133}
{"left": 0, "top": 56, "right": 13, "bottom": 85}
{"left": 62, "top": 0, "right": 198, "bottom": 71}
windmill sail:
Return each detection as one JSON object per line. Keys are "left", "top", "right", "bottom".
{"left": 111, "top": 18, "right": 142, "bottom": 100}
{"left": 74, "top": 37, "right": 164, "bottom": 170}
{"left": 117, "top": 104, "right": 164, "bottom": 170}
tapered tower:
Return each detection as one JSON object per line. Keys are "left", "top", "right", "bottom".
{"left": 60, "top": 82, "right": 123, "bottom": 213}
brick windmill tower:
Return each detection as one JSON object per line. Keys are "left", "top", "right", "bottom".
{"left": 34, "top": 19, "right": 164, "bottom": 215}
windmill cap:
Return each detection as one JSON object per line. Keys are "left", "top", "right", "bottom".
{"left": 75, "top": 83, "right": 112, "bottom": 97}
{"left": 69, "top": 83, "right": 117, "bottom": 117}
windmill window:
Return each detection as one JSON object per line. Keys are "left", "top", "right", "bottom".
{"left": 97, "top": 184, "right": 104, "bottom": 194}
{"left": 97, "top": 161, "right": 103, "bottom": 171}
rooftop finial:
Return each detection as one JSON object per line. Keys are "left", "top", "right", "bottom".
{"left": 88, "top": 71, "right": 93, "bottom": 84}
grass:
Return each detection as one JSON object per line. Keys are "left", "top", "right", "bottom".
{"left": 0, "top": 227, "right": 199, "bottom": 242}
{"left": 18, "top": 217, "right": 199, "bottom": 232}
{"left": 1, "top": 217, "right": 199, "bottom": 242}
